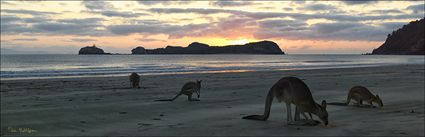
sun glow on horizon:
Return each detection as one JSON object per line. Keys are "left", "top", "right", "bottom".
{"left": 228, "top": 39, "right": 251, "bottom": 45}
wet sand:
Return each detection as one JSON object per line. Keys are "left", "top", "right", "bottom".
{"left": 1, "top": 64, "right": 424, "bottom": 136}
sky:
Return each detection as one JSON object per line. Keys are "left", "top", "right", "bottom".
{"left": 1, "top": 0, "right": 424, "bottom": 54}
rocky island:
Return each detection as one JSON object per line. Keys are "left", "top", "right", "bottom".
{"left": 372, "top": 18, "right": 424, "bottom": 55}
{"left": 78, "top": 44, "right": 109, "bottom": 55}
{"left": 131, "top": 40, "right": 285, "bottom": 54}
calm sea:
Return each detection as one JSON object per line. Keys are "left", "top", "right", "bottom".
{"left": 1, "top": 54, "right": 424, "bottom": 79}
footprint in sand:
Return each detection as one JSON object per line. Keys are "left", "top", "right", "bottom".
{"left": 168, "top": 123, "right": 185, "bottom": 128}
{"left": 137, "top": 123, "right": 152, "bottom": 128}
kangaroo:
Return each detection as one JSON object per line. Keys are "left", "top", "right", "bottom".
{"left": 155, "top": 80, "right": 202, "bottom": 101}
{"left": 129, "top": 73, "right": 141, "bottom": 88}
{"left": 346, "top": 86, "right": 383, "bottom": 107}
{"left": 328, "top": 86, "right": 383, "bottom": 108}
{"left": 242, "top": 77, "right": 328, "bottom": 125}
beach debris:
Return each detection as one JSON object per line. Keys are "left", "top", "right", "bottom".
{"left": 138, "top": 123, "right": 152, "bottom": 128}
{"left": 119, "top": 111, "right": 127, "bottom": 114}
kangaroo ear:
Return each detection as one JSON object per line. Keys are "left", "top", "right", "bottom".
{"left": 322, "top": 100, "right": 327, "bottom": 108}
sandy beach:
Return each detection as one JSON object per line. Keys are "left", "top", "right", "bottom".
{"left": 1, "top": 64, "right": 424, "bottom": 136}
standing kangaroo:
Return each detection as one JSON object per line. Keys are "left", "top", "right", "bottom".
{"left": 346, "top": 86, "right": 383, "bottom": 107}
{"left": 242, "top": 77, "right": 328, "bottom": 125}
{"left": 155, "top": 80, "right": 202, "bottom": 101}
{"left": 129, "top": 73, "right": 141, "bottom": 88}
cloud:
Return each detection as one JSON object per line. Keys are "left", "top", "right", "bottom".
{"left": 379, "top": 22, "right": 406, "bottom": 30}
{"left": 2, "top": 2, "right": 423, "bottom": 43}
{"left": 1, "top": 15, "right": 108, "bottom": 36}
{"left": 88, "top": 10, "right": 148, "bottom": 18}
{"left": 70, "top": 38, "right": 97, "bottom": 42}
{"left": 300, "top": 4, "right": 337, "bottom": 11}
{"left": 82, "top": 1, "right": 114, "bottom": 11}
{"left": 149, "top": 8, "right": 229, "bottom": 15}
{"left": 254, "top": 21, "right": 396, "bottom": 41}
{"left": 314, "top": 22, "right": 362, "bottom": 34}
{"left": 299, "top": 45, "right": 312, "bottom": 50}
{"left": 32, "top": 21, "right": 105, "bottom": 36}
{"left": 107, "top": 23, "right": 209, "bottom": 38}
{"left": 137, "top": 1, "right": 172, "bottom": 5}
{"left": 22, "top": 17, "right": 49, "bottom": 23}
{"left": 282, "top": 7, "right": 294, "bottom": 11}
{"left": 1, "top": 9, "right": 58, "bottom": 16}
{"left": 0, "top": 15, "right": 21, "bottom": 23}
{"left": 107, "top": 16, "right": 255, "bottom": 39}
{"left": 259, "top": 19, "right": 307, "bottom": 28}
{"left": 169, "top": 16, "right": 257, "bottom": 39}
{"left": 342, "top": 0, "right": 377, "bottom": 5}
{"left": 1, "top": 16, "right": 37, "bottom": 34}
{"left": 82, "top": 1, "right": 147, "bottom": 18}
{"left": 370, "top": 9, "right": 404, "bottom": 14}
{"left": 210, "top": 0, "right": 253, "bottom": 7}
{"left": 148, "top": 7, "right": 423, "bottom": 22}
{"left": 135, "top": 38, "right": 166, "bottom": 42}
{"left": 0, "top": 1, "right": 16, "bottom": 6}
{"left": 57, "top": 18, "right": 104, "bottom": 24}
{"left": 137, "top": 1, "right": 192, "bottom": 6}
{"left": 407, "top": 4, "right": 425, "bottom": 14}
{"left": 107, "top": 24, "right": 177, "bottom": 35}
{"left": 12, "top": 38, "right": 38, "bottom": 41}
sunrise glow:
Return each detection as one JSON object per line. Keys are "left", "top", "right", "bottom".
{"left": 1, "top": 1, "right": 424, "bottom": 54}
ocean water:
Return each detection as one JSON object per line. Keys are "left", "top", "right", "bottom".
{"left": 1, "top": 54, "right": 424, "bottom": 79}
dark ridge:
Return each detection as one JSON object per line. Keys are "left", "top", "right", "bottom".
{"left": 131, "top": 40, "right": 285, "bottom": 54}
{"left": 372, "top": 18, "right": 424, "bottom": 55}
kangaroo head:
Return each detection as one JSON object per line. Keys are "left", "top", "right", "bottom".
{"left": 316, "top": 100, "right": 329, "bottom": 125}
{"left": 131, "top": 72, "right": 139, "bottom": 77}
{"left": 196, "top": 80, "right": 202, "bottom": 98}
{"left": 375, "top": 94, "right": 383, "bottom": 107}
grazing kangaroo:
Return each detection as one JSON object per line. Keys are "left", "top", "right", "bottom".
{"left": 155, "top": 80, "right": 202, "bottom": 101}
{"left": 129, "top": 73, "right": 141, "bottom": 88}
{"left": 242, "top": 77, "right": 328, "bottom": 125}
{"left": 329, "top": 86, "right": 383, "bottom": 107}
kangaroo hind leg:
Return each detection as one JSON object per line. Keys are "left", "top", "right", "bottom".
{"left": 294, "top": 106, "right": 301, "bottom": 121}
{"left": 285, "top": 103, "right": 293, "bottom": 124}
{"left": 188, "top": 94, "right": 200, "bottom": 101}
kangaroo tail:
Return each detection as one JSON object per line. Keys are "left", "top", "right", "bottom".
{"left": 155, "top": 99, "right": 173, "bottom": 101}
{"left": 345, "top": 94, "right": 351, "bottom": 105}
{"left": 155, "top": 93, "right": 181, "bottom": 102}
{"left": 242, "top": 87, "right": 274, "bottom": 121}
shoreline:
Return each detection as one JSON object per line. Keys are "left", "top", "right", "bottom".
{"left": 0, "top": 63, "right": 417, "bottom": 81}
{"left": 1, "top": 64, "right": 424, "bottom": 136}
